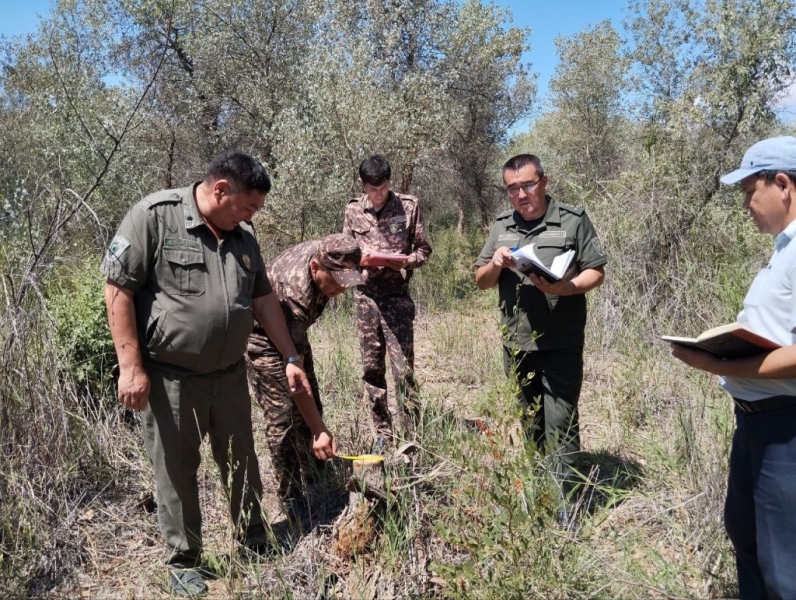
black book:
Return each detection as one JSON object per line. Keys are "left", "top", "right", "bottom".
{"left": 510, "top": 243, "right": 575, "bottom": 282}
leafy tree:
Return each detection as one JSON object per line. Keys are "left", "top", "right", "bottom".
{"left": 441, "top": 0, "right": 535, "bottom": 230}
{"left": 546, "top": 20, "right": 629, "bottom": 186}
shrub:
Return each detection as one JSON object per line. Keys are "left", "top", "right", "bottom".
{"left": 48, "top": 262, "right": 115, "bottom": 401}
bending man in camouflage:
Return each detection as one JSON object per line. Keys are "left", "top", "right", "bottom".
{"left": 343, "top": 155, "right": 432, "bottom": 448}
{"left": 247, "top": 234, "right": 364, "bottom": 516}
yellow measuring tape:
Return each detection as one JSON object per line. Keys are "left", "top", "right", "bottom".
{"left": 337, "top": 454, "right": 384, "bottom": 462}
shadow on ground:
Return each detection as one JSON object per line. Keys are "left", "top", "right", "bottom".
{"left": 268, "top": 485, "right": 349, "bottom": 553}
{"left": 575, "top": 450, "right": 645, "bottom": 515}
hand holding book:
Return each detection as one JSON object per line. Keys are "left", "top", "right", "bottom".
{"left": 510, "top": 243, "right": 576, "bottom": 282}
{"left": 662, "top": 323, "right": 780, "bottom": 359}
{"left": 360, "top": 251, "right": 411, "bottom": 268}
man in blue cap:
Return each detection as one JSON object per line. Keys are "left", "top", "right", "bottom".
{"left": 670, "top": 136, "right": 796, "bottom": 599}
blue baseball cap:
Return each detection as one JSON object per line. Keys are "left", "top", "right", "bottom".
{"left": 720, "top": 136, "right": 796, "bottom": 185}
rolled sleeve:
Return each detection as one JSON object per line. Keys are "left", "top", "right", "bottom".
{"left": 100, "top": 203, "right": 155, "bottom": 291}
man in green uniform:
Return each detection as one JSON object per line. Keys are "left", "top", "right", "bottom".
{"left": 247, "top": 234, "right": 365, "bottom": 521}
{"left": 102, "top": 151, "right": 311, "bottom": 597}
{"left": 474, "top": 154, "right": 606, "bottom": 526}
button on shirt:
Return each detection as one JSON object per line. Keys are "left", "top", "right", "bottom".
{"left": 722, "top": 218, "right": 796, "bottom": 400}
{"left": 101, "top": 184, "right": 271, "bottom": 374}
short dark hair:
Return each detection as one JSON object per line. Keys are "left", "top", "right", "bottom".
{"left": 502, "top": 154, "right": 545, "bottom": 180}
{"left": 359, "top": 155, "right": 391, "bottom": 186}
{"left": 757, "top": 170, "right": 796, "bottom": 187}
{"left": 204, "top": 150, "right": 272, "bottom": 194}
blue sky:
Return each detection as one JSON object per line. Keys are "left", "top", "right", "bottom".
{"left": 0, "top": 0, "right": 53, "bottom": 38}
{"left": 0, "top": 0, "right": 627, "bottom": 104}
{"left": 493, "top": 0, "right": 627, "bottom": 104}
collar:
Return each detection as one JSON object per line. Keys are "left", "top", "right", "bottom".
{"left": 364, "top": 190, "right": 397, "bottom": 216}
{"left": 183, "top": 183, "right": 204, "bottom": 230}
{"left": 776, "top": 218, "right": 796, "bottom": 251}
{"left": 542, "top": 195, "right": 560, "bottom": 225}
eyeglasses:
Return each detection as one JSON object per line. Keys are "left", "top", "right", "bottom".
{"left": 506, "top": 179, "right": 541, "bottom": 197}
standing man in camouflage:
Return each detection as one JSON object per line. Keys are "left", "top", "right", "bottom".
{"left": 474, "top": 154, "right": 606, "bottom": 527}
{"left": 343, "top": 155, "right": 432, "bottom": 449}
{"left": 102, "top": 151, "right": 311, "bottom": 597}
{"left": 247, "top": 234, "right": 365, "bottom": 520}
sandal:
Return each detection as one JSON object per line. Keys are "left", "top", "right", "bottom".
{"left": 169, "top": 568, "right": 208, "bottom": 597}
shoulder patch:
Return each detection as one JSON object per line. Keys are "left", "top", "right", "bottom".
{"left": 106, "top": 235, "right": 130, "bottom": 262}
{"left": 558, "top": 202, "right": 584, "bottom": 216}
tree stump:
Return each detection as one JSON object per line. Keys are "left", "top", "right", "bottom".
{"left": 346, "top": 458, "right": 386, "bottom": 500}
{"left": 333, "top": 458, "right": 385, "bottom": 559}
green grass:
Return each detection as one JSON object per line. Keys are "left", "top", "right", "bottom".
{"left": 0, "top": 218, "right": 752, "bottom": 598}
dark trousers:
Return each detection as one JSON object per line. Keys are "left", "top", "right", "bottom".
{"left": 504, "top": 347, "right": 583, "bottom": 501}
{"left": 725, "top": 402, "right": 796, "bottom": 600}
{"left": 143, "top": 359, "right": 265, "bottom": 568}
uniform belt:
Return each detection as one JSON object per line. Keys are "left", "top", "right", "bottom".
{"left": 733, "top": 395, "right": 796, "bottom": 414}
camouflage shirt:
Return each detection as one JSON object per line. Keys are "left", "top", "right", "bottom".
{"left": 101, "top": 184, "right": 271, "bottom": 374}
{"left": 343, "top": 191, "right": 432, "bottom": 297}
{"left": 248, "top": 240, "right": 327, "bottom": 360}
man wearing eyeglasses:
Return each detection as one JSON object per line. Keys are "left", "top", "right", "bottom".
{"left": 474, "top": 154, "right": 606, "bottom": 527}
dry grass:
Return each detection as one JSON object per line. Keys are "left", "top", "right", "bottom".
{"left": 4, "top": 287, "right": 736, "bottom": 600}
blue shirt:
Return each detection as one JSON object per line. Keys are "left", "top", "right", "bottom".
{"left": 722, "top": 219, "right": 796, "bottom": 400}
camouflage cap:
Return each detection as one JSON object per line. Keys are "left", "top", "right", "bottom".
{"left": 316, "top": 234, "right": 366, "bottom": 287}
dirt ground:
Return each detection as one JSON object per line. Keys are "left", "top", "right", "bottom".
{"left": 44, "top": 307, "right": 721, "bottom": 599}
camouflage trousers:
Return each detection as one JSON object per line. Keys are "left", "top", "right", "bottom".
{"left": 246, "top": 345, "right": 323, "bottom": 503}
{"left": 354, "top": 290, "right": 419, "bottom": 438}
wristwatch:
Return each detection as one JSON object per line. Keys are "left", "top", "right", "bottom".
{"left": 285, "top": 355, "right": 302, "bottom": 365}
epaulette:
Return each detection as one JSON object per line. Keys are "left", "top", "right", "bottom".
{"left": 557, "top": 201, "right": 584, "bottom": 216}
{"left": 394, "top": 192, "right": 418, "bottom": 204}
{"left": 141, "top": 188, "right": 185, "bottom": 209}
{"left": 495, "top": 209, "right": 514, "bottom": 220}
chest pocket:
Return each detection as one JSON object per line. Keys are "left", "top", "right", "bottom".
{"left": 349, "top": 222, "right": 371, "bottom": 237}
{"left": 235, "top": 254, "right": 256, "bottom": 298}
{"left": 162, "top": 247, "right": 206, "bottom": 296}
{"left": 532, "top": 235, "right": 571, "bottom": 270}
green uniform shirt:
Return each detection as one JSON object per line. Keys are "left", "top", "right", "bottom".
{"left": 475, "top": 195, "right": 607, "bottom": 351}
{"left": 101, "top": 184, "right": 271, "bottom": 374}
